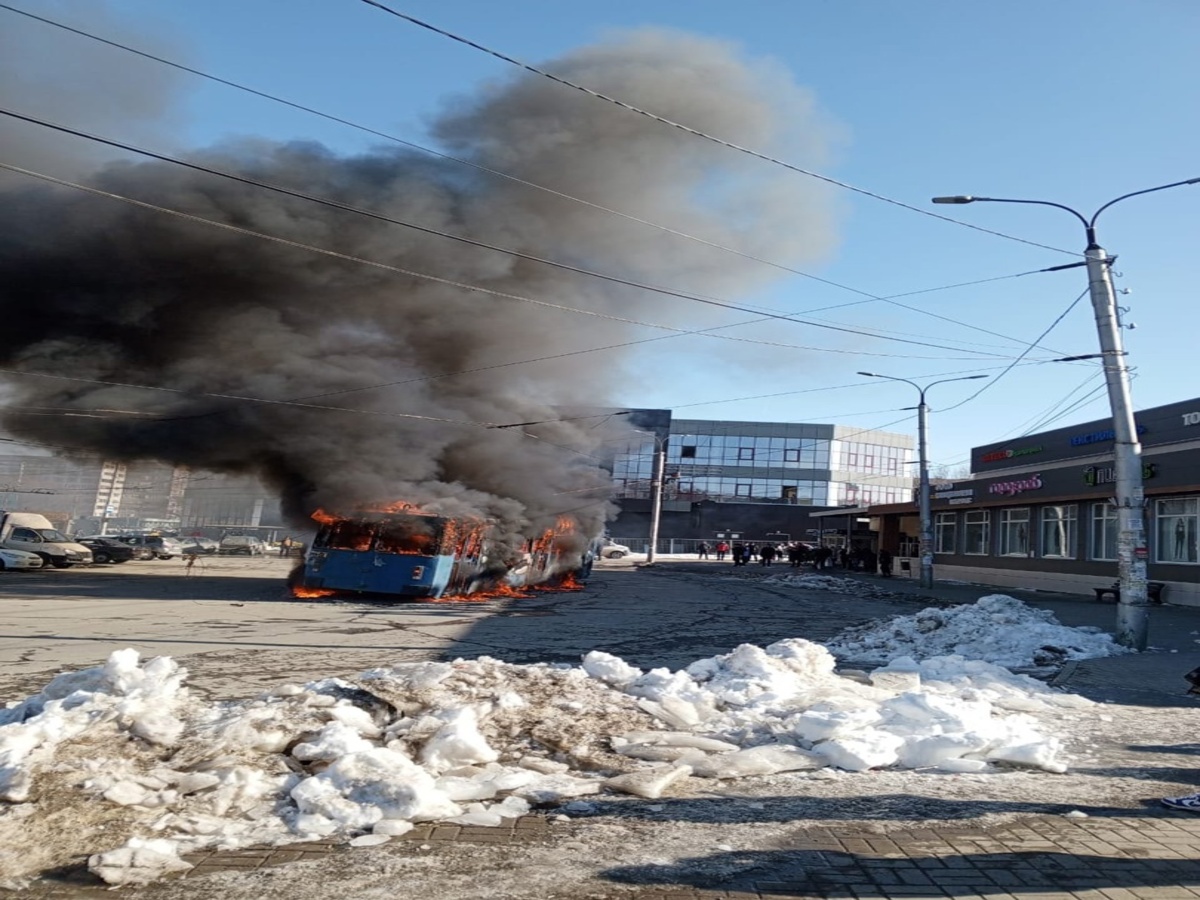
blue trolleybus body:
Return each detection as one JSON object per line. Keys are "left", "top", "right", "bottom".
{"left": 302, "top": 512, "right": 490, "bottom": 599}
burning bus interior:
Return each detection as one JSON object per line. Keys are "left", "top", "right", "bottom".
{"left": 299, "top": 507, "right": 585, "bottom": 601}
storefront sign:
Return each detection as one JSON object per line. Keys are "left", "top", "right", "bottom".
{"left": 931, "top": 484, "right": 974, "bottom": 505}
{"left": 980, "top": 444, "right": 1044, "bottom": 463}
{"left": 1183, "top": 412, "right": 1200, "bottom": 426}
{"left": 1083, "top": 462, "right": 1157, "bottom": 485}
{"left": 987, "top": 474, "right": 1043, "bottom": 496}
{"left": 1069, "top": 424, "right": 1147, "bottom": 446}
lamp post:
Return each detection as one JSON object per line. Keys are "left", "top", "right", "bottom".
{"left": 857, "top": 372, "right": 989, "bottom": 589}
{"left": 933, "top": 177, "right": 1199, "bottom": 649}
{"left": 631, "top": 430, "right": 667, "bottom": 564}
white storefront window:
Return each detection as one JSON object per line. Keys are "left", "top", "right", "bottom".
{"left": 1157, "top": 498, "right": 1199, "bottom": 564}
{"left": 998, "top": 508, "right": 1031, "bottom": 556}
{"left": 934, "top": 512, "right": 956, "bottom": 554}
{"left": 1040, "top": 505, "right": 1077, "bottom": 559}
{"left": 963, "top": 510, "right": 989, "bottom": 555}
{"left": 1090, "top": 503, "right": 1118, "bottom": 561}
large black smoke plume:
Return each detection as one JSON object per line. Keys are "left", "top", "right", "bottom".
{"left": 0, "top": 29, "right": 837, "bottom": 547}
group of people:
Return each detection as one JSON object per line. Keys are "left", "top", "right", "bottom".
{"left": 697, "top": 540, "right": 894, "bottom": 575}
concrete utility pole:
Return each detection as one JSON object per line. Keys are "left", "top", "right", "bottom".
{"left": 934, "top": 177, "right": 1200, "bottom": 649}
{"left": 633, "top": 430, "right": 667, "bottom": 564}
{"left": 859, "top": 373, "right": 987, "bottom": 589}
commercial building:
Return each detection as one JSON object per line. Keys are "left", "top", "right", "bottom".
{"left": 0, "top": 454, "right": 281, "bottom": 536}
{"left": 610, "top": 417, "right": 914, "bottom": 548}
{"left": 868, "top": 396, "right": 1200, "bottom": 606}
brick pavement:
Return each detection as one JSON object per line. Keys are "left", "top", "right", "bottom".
{"left": 39, "top": 811, "right": 1200, "bottom": 899}
{"left": 613, "top": 814, "right": 1200, "bottom": 899}
{"left": 23, "top": 570, "right": 1200, "bottom": 898}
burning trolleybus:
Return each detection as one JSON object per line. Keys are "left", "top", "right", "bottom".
{"left": 298, "top": 508, "right": 586, "bottom": 599}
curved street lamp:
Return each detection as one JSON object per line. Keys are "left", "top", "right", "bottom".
{"left": 858, "top": 372, "right": 988, "bottom": 589}
{"left": 933, "top": 177, "right": 1199, "bottom": 649}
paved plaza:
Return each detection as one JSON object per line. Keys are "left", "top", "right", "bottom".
{"left": 3, "top": 557, "right": 1199, "bottom": 899}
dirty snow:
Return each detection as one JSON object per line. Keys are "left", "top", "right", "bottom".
{"left": 824, "top": 593, "right": 1132, "bottom": 670}
{"left": 0, "top": 596, "right": 1115, "bottom": 886}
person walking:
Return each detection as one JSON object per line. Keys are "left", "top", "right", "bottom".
{"left": 279, "top": 536, "right": 293, "bottom": 558}
{"left": 741, "top": 543, "right": 754, "bottom": 566}
{"left": 715, "top": 541, "right": 729, "bottom": 561}
{"left": 731, "top": 542, "right": 745, "bottom": 566}
{"left": 697, "top": 541, "right": 710, "bottom": 560}
{"left": 878, "top": 548, "right": 893, "bottom": 577}
{"left": 759, "top": 543, "right": 776, "bottom": 566}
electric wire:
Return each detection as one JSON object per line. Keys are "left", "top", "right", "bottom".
{"left": 359, "top": 0, "right": 1077, "bottom": 258}
{"left": 0, "top": 160, "right": 1033, "bottom": 371}
{"left": 937, "top": 288, "right": 1090, "bottom": 413}
{"left": 1002, "top": 370, "right": 1105, "bottom": 438}
{"left": 0, "top": 0, "right": 1059, "bottom": 350}
{"left": 0, "top": 118, "right": 1036, "bottom": 363}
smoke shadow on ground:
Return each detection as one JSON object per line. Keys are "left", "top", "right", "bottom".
{"left": 0, "top": 571, "right": 296, "bottom": 602}
{"left": 599, "top": 845, "right": 1200, "bottom": 895}
{"left": 1128, "top": 743, "right": 1200, "bottom": 755}
{"left": 557, "top": 793, "right": 1170, "bottom": 827}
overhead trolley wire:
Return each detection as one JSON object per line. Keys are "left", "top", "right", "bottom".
{"left": 358, "top": 0, "right": 1077, "bottom": 258}
{"left": 0, "top": 149, "right": 1034, "bottom": 366}
{"left": 0, "top": 110, "right": 1043, "bottom": 361}
{"left": 0, "top": 3, "right": 1079, "bottom": 357}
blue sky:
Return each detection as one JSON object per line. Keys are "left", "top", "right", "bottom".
{"left": 5, "top": 0, "right": 1198, "bottom": 472}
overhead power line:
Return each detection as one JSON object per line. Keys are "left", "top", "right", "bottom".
{"left": 358, "top": 0, "right": 1077, "bottom": 258}
{"left": 939, "top": 288, "right": 1090, "bottom": 413}
{"left": 0, "top": 2, "right": 1074, "bottom": 359}
{"left": 0, "top": 158, "right": 1033, "bottom": 366}
{"left": 0, "top": 113, "right": 1039, "bottom": 362}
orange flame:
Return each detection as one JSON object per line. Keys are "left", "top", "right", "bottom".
{"left": 292, "top": 585, "right": 336, "bottom": 599}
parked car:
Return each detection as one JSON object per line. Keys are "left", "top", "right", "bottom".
{"left": 179, "top": 536, "right": 219, "bottom": 556}
{"left": 1, "top": 512, "right": 93, "bottom": 568}
{"left": 75, "top": 536, "right": 135, "bottom": 564}
{"left": 219, "top": 535, "right": 268, "bottom": 555}
{"left": 109, "top": 534, "right": 184, "bottom": 560}
{"left": 599, "top": 539, "right": 632, "bottom": 559}
{"left": 0, "top": 547, "right": 45, "bottom": 571}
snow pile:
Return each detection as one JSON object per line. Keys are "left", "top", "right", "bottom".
{"left": 0, "top": 636, "right": 1093, "bottom": 885}
{"left": 824, "top": 594, "right": 1132, "bottom": 669}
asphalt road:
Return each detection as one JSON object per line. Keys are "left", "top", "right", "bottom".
{"left": 0, "top": 557, "right": 939, "bottom": 701}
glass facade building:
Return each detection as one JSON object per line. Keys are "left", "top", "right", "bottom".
{"left": 611, "top": 419, "right": 914, "bottom": 507}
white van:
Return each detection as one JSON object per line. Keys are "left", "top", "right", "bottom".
{"left": 0, "top": 511, "right": 93, "bottom": 568}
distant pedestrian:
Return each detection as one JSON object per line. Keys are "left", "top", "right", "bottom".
{"left": 838, "top": 548, "right": 849, "bottom": 569}
{"left": 697, "top": 541, "right": 710, "bottom": 560}
{"left": 279, "top": 536, "right": 294, "bottom": 558}
{"left": 759, "top": 544, "right": 776, "bottom": 566}
{"left": 731, "top": 542, "right": 746, "bottom": 566}
{"left": 740, "top": 543, "right": 754, "bottom": 566}
{"left": 879, "top": 548, "right": 893, "bottom": 577}
{"left": 715, "top": 541, "right": 729, "bottom": 561}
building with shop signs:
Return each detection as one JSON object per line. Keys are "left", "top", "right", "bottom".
{"left": 867, "top": 396, "right": 1200, "bottom": 606}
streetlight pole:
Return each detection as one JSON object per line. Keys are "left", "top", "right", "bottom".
{"left": 933, "top": 177, "right": 1199, "bottom": 650}
{"left": 858, "top": 372, "right": 988, "bottom": 589}
{"left": 632, "top": 430, "right": 667, "bottom": 564}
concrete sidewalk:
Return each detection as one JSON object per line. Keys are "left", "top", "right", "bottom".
{"left": 25, "top": 569, "right": 1200, "bottom": 900}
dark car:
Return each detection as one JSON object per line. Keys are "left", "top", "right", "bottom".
{"left": 75, "top": 537, "right": 135, "bottom": 564}
{"left": 110, "top": 534, "right": 184, "bottom": 560}
{"left": 218, "top": 535, "right": 267, "bottom": 555}
{"left": 179, "top": 537, "right": 219, "bottom": 556}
